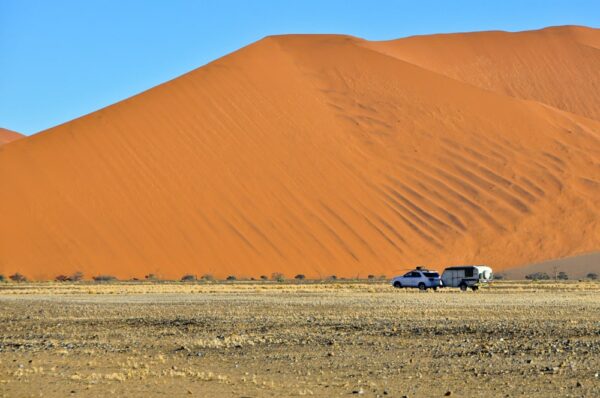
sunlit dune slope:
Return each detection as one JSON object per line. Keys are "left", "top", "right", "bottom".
{"left": 1, "top": 27, "right": 599, "bottom": 280}
{"left": 0, "top": 128, "right": 23, "bottom": 145}
{"left": 366, "top": 26, "right": 600, "bottom": 121}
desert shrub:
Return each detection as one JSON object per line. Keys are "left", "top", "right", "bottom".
{"left": 0, "top": 275, "right": 5, "bottom": 282}
{"left": 367, "top": 274, "right": 375, "bottom": 280}
{"left": 93, "top": 275, "right": 117, "bottom": 282}
{"left": 271, "top": 272, "right": 285, "bottom": 282}
{"left": 586, "top": 272, "right": 598, "bottom": 280}
{"left": 294, "top": 274, "right": 305, "bottom": 280}
{"left": 525, "top": 272, "right": 550, "bottom": 280}
{"left": 55, "top": 272, "right": 84, "bottom": 282}
{"left": 260, "top": 275, "right": 268, "bottom": 281}
{"left": 145, "top": 273, "right": 159, "bottom": 281}
{"left": 70, "top": 271, "right": 84, "bottom": 281}
{"left": 201, "top": 274, "right": 214, "bottom": 281}
{"left": 9, "top": 273, "right": 27, "bottom": 282}
{"left": 328, "top": 275, "right": 337, "bottom": 281}
{"left": 557, "top": 271, "right": 568, "bottom": 280}
{"left": 226, "top": 275, "right": 236, "bottom": 281}
{"left": 181, "top": 274, "right": 197, "bottom": 282}
{"left": 379, "top": 275, "right": 386, "bottom": 280}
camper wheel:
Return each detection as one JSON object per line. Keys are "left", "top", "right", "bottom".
{"left": 459, "top": 283, "right": 468, "bottom": 292}
{"left": 471, "top": 285, "right": 479, "bottom": 291}
{"left": 418, "top": 282, "right": 427, "bottom": 291}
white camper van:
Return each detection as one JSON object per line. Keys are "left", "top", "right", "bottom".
{"left": 441, "top": 265, "right": 493, "bottom": 291}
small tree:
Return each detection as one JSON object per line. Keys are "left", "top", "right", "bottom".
{"left": 201, "top": 274, "right": 214, "bottom": 281}
{"left": 586, "top": 272, "right": 598, "bottom": 280}
{"left": 226, "top": 275, "right": 236, "bottom": 281}
{"left": 271, "top": 272, "right": 285, "bottom": 282}
{"left": 260, "top": 275, "right": 268, "bottom": 281}
{"left": 328, "top": 275, "right": 337, "bottom": 281}
{"left": 294, "top": 274, "right": 306, "bottom": 280}
{"left": 557, "top": 271, "right": 568, "bottom": 280}
{"left": 367, "top": 274, "right": 375, "bottom": 280}
{"left": 181, "top": 274, "right": 197, "bottom": 282}
{"left": 9, "top": 273, "right": 27, "bottom": 282}
{"left": 55, "top": 275, "right": 70, "bottom": 282}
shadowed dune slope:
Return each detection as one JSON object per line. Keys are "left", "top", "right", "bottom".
{"left": 1, "top": 27, "right": 599, "bottom": 280}
{"left": 0, "top": 128, "right": 23, "bottom": 145}
{"left": 502, "top": 251, "right": 600, "bottom": 280}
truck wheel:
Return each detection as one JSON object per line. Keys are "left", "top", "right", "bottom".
{"left": 418, "top": 283, "right": 427, "bottom": 291}
{"left": 471, "top": 285, "right": 479, "bottom": 291}
{"left": 459, "top": 283, "right": 468, "bottom": 292}
{"left": 432, "top": 287, "right": 438, "bottom": 291}
{"left": 393, "top": 281, "right": 402, "bottom": 288}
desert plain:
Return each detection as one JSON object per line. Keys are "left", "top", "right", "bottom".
{"left": 1, "top": 280, "right": 599, "bottom": 397}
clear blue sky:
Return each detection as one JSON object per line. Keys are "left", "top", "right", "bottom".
{"left": 1, "top": 0, "right": 599, "bottom": 135}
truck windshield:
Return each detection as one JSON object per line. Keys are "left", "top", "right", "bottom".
{"left": 424, "top": 272, "right": 439, "bottom": 277}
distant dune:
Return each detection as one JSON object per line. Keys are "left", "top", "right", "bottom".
{"left": 1, "top": 26, "right": 599, "bottom": 280}
{"left": 502, "top": 251, "right": 600, "bottom": 280}
{"left": 0, "top": 128, "right": 23, "bottom": 145}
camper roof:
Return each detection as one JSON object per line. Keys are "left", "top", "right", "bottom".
{"left": 444, "top": 265, "right": 487, "bottom": 271}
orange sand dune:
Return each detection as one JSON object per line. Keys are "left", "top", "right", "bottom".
{"left": 0, "top": 128, "right": 23, "bottom": 145}
{"left": 1, "top": 26, "right": 599, "bottom": 280}
{"left": 366, "top": 25, "right": 600, "bottom": 120}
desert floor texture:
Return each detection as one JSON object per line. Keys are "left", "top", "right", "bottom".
{"left": 1, "top": 281, "right": 599, "bottom": 397}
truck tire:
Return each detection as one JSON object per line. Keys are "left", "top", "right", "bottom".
{"left": 418, "top": 282, "right": 427, "bottom": 291}
{"left": 459, "top": 283, "right": 468, "bottom": 292}
{"left": 393, "top": 281, "right": 402, "bottom": 288}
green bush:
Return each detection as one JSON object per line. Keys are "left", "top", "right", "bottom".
{"left": 557, "top": 271, "right": 568, "bottom": 280}
{"left": 271, "top": 272, "right": 285, "bottom": 282}
{"left": 525, "top": 272, "right": 550, "bottom": 280}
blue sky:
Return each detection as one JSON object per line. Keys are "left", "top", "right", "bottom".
{"left": 1, "top": 0, "right": 599, "bottom": 135}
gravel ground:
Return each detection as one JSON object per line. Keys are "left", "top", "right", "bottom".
{"left": 0, "top": 281, "right": 599, "bottom": 397}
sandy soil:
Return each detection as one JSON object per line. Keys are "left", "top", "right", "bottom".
{"left": 1, "top": 26, "right": 599, "bottom": 281}
{"left": 1, "top": 281, "right": 599, "bottom": 397}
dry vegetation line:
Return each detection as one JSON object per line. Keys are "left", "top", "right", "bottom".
{"left": 0, "top": 281, "right": 599, "bottom": 397}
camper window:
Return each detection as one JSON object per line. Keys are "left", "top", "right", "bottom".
{"left": 465, "top": 268, "right": 474, "bottom": 277}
